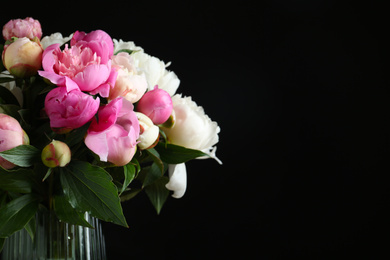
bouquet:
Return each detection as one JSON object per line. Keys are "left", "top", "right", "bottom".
{"left": 0, "top": 17, "right": 220, "bottom": 249}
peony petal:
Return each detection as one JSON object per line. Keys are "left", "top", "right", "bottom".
{"left": 73, "top": 63, "right": 110, "bottom": 92}
{"left": 166, "top": 163, "right": 187, "bottom": 199}
{"left": 84, "top": 131, "right": 109, "bottom": 162}
{"left": 89, "top": 98, "right": 122, "bottom": 133}
{"left": 41, "top": 43, "right": 60, "bottom": 72}
{"left": 105, "top": 125, "right": 135, "bottom": 166}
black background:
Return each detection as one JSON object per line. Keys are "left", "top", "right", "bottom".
{"left": 1, "top": 0, "right": 390, "bottom": 258}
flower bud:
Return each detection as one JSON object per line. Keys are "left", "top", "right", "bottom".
{"left": 135, "top": 112, "right": 159, "bottom": 150}
{"left": 2, "top": 37, "right": 43, "bottom": 78}
{"left": 0, "top": 113, "right": 28, "bottom": 169}
{"left": 2, "top": 17, "right": 42, "bottom": 41}
{"left": 136, "top": 86, "right": 173, "bottom": 125}
{"left": 41, "top": 140, "right": 71, "bottom": 168}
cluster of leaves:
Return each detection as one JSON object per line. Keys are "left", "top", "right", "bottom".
{"left": 0, "top": 74, "right": 207, "bottom": 251}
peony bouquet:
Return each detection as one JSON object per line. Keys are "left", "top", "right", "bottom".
{"left": 0, "top": 17, "right": 220, "bottom": 249}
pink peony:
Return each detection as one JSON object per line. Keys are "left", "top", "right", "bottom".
{"left": 0, "top": 113, "right": 29, "bottom": 169}
{"left": 45, "top": 87, "right": 100, "bottom": 133}
{"left": 85, "top": 98, "right": 140, "bottom": 166}
{"left": 38, "top": 43, "right": 117, "bottom": 97}
{"left": 136, "top": 86, "right": 173, "bottom": 125}
{"left": 71, "top": 30, "right": 114, "bottom": 64}
{"left": 2, "top": 17, "right": 42, "bottom": 41}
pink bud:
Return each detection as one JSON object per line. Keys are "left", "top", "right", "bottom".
{"left": 0, "top": 113, "right": 29, "bottom": 169}
{"left": 136, "top": 86, "right": 173, "bottom": 125}
{"left": 2, "top": 37, "right": 43, "bottom": 78}
{"left": 2, "top": 17, "right": 42, "bottom": 41}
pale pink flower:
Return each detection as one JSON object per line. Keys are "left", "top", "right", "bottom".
{"left": 109, "top": 52, "right": 147, "bottom": 103}
{"left": 0, "top": 113, "right": 29, "bottom": 169}
{"left": 2, "top": 37, "right": 43, "bottom": 78}
{"left": 85, "top": 98, "right": 140, "bottom": 166}
{"left": 2, "top": 17, "right": 42, "bottom": 41}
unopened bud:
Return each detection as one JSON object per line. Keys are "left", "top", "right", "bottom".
{"left": 136, "top": 112, "right": 159, "bottom": 150}
{"left": 41, "top": 140, "right": 71, "bottom": 168}
{"left": 2, "top": 37, "right": 43, "bottom": 78}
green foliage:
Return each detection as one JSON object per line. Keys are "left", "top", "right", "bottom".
{"left": 155, "top": 142, "right": 208, "bottom": 164}
{"left": 0, "top": 194, "right": 40, "bottom": 238}
{"left": 145, "top": 176, "right": 169, "bottom": 215}
{"left": 59, "top": 161, "right": 128, "bottom": 227}
{"left": 0, "top": 145, "right": 40, "bottom": 167}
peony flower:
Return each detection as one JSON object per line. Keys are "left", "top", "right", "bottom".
{"left": 135, "top": 112, "right": 159, "bottom": 150}
{"left": 132, "top": 51, "right": 180, "bottom": 96}
{"left": 162, "top": 94, "right": 221, "bottom": 163}
{"left": 45, "top": 87, "right": 100, "bottom": 133}
{"left": 2, "top": 17, "right": 42, "bottom": 41}
{"left": 136, "top": 86, "right": 173, "bottom": 125}
{"left": 2, "top": 37, "right": 43, "bottom": 78}
{"left": 85, "top": 98, "right": 140, "bottom": 166}
{"left": 165, "top": 163, "right": 187, "bottom": 199}
{"left": 71, "top": 30, "right": 114, "bottom": 64}
{"left": 38, "top": 43, "right": 117, "bottom": 97}
{"left": 109, "top": 52, "right": 147, "bottom": 103}
{"left": 41, "top": 140, "right": 71, "bottom": 168}
{"left": 40, "top": 32, "right": 73, "bottom": 50}
{"left": 0, "top": 113, "right": 29, "bottom": 169}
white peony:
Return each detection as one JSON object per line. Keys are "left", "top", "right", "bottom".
{"left": 166, "top": 163, "right": 187, "bottom": 198}
{"left": 162, "top": 94, "right": 221, "bottom": 164}
{"left": 113, "top": 39, "right": 180, "bottom": 96}
{"left": 40, "top": 32, "right": 73, "bottom": 49}
{"left": 132, "top": 51, "right": 180, "bottom": 96}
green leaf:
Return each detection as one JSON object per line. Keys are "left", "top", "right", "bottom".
{"left": 53, "top": 194, "right": 93, "bottom": 228}
{"left": 24, "top": 215, "right": 36, "bottom": 241}
{"left": 145, "top": 176, "right": 169, "bottom": 214}
{"left": 60, "top": 161, "right": 128, "bottom": 227}
{"left": 0, "top": 168, "right": 36, "bottom": 193}
{"left": 0, "top": 145, "right": 40, "bottom": 167}
{"left": 143, "top": 162, "right": 165, "bottom": 188}
{"left": 145, "top": 148, "right": 164, "bottom": 173}
{"left": 120, "top": 163, "right": 136, "bottom": 195}
{"left": 0, "top": 194, "right": 40, "bottom": 238}
{"left": 120, "top": 188, "right": 142, "bottom": 202}
{"left": 155, "top": 142, "right": 208, "bottom": 164}
{"left": 0, "top": 85, "right": 19, "bottom": 105}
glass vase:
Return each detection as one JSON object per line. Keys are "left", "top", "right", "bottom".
{"left": 1, "top": 209, "right": 106, "bottom": 260}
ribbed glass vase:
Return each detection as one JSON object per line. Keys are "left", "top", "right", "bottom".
{"left": 1, "top": 209, "right": 106, "bottom": 260}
